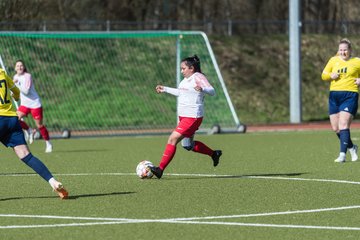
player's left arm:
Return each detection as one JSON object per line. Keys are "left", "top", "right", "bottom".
{"left": 195, "top": 74, "right": 215, "bottom": 96}
{"left": 7, "top": 75, "right": 20, "bottom": 101}
{"left": 354, "top": 58, "right": 360, "bottom": 86}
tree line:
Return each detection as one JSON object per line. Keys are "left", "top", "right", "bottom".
{"left": 0, "top": 0, "right": 360, "bottom": 34}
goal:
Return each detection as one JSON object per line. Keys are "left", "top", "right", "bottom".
{"left": 0, "top": 31, "right": 244, "bottom": 137}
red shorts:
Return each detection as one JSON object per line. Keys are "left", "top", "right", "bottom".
{"left": 175, "top": 117, "right": 203, "bottom": 138}
{"left": 18, "top": 106, "right": 43, "bottom": 120}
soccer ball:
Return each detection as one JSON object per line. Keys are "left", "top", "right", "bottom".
{"left": 136, "top": 160, "right": 154, "bottom": 179}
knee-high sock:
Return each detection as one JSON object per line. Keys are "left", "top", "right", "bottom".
{"left": 337, "top": 131, "right": 353, "bottom": 148}
{"left": 159, "top": 144, "right": 176, "bottom": 170}
{"left": 22, "top": 153, "right": 53, "bottom": 181}
{"left": 192, "top": 141, "right": 213, "bottom": 156}
{"left": 339, "top": 129, "right": 354, "bottom": 153}
{"left": 39, "top": 126, "right": 50, "bottom": 141}
{"left": 19, "top": 120, "right": 29, "bottom": 130}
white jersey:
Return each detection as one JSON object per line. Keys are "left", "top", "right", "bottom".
{"left": 13, "top": 72, "right": 42, "bottom": 108}
{"left": 164, "top": 72, "right": 215, "bottom": 118}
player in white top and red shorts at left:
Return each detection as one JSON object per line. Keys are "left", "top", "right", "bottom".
{"left": 13, "top": 59, "right": 53, "bottom": 153}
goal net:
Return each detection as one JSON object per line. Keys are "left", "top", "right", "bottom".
{"left": 0, "top": 31, "right": 243, "bottom": 137}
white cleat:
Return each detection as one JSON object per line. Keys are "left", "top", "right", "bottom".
{"left": 52, "top": 182, "right": 69, "bottom": 199}
{"left": 334, "top": 153, "right": 346, "bottom": 163}
{"left": 23, "top": 129, "right": 30, "bottom": 143}
{"left": 45, "top": 143, "right": 53, "bottom": 153}
{"left": 349, "top": 145, "right": 358, "bottom": 162}
{"left": 28, "top": 128, "right": 36, "bottom": 144}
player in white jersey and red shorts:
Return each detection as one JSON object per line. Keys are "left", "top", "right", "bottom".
{"left": 150, "top": 55, "right": 222, "bottom": 179}
{"left": 13, "top": 60, "right": 53, "bottom": 153}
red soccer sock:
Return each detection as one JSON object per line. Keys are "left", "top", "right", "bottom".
{"left": 159, "top": 144, "right": 177, "bottom": 170}
{"left": 39, "top": 126, "right": 50, "bottom": 141}
{"left": 19, "top": 120, "right": 29, "bottom": 130}
{"left": 193, "top": 141, "right": 214, "bottom": 156}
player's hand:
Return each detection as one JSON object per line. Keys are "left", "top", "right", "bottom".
{"left": 330, "top": 72, "right": 339, "bottom": 80}
{"left": 194, "top": 86, "right": 202, "bottom": 92}
{"left": 355, "top": 78, "right": 360, "bottom": 86}
{"left": 156, "top": 85, "right": 164, "bottom": 93}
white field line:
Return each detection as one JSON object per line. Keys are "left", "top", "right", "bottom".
{"left": 246, "top": 176, "right": 360, "bottom": 185}
{"left": 166, "top": 205, "right": 360, "bottom": 221}
{"left": 162, "top": 220, "right": 360, "bottom": 231}
{"left": 2, "top": 218, "right": 360, "bottom": 231}
{"left": 0, "top": 221, "right": 138, "bottom": 229}
{"left": 2, "top": 173, "right": 360, "bottom": 230}
{"left": 3, "top": 220, "right": 360, "bottom": 231}
{"left": 2, "top": 205, "right": 360, "bottom": 230}
{"left": 2, "top": 205, "right": 360, "bottom": 222}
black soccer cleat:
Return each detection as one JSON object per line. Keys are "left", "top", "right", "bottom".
{"left": 149, "top": 166, "right": 163, "bottom": 179}
{"left": 211, "top": 150, "right": 222, "bottom": 167}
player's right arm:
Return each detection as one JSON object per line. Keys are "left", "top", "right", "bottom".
{"left": 156, "top": 85, "right": 180, "bottom": 96}
{"left": 322, "top": 57, "right": 338, "bottom": 81}
{"left": 13, "top": 73, "right": 31, "bottom": 95}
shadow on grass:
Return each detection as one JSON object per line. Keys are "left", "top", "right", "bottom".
{"left": 0, "top": 191, "right": 135, "bottom": 201}
{"left": 214, "top": 172, "right": 308, "bottom": 179}
{"left": 67, "top": 191, "right": 135, "bottom": 200}
{"left": 163, "top": 172, "right": 308, "bottom": 181}
{"left": 0, "top": 172, "right": 36, "bottom": 176}
{"left": 55, "top": 149, "right": 111, "bottom": 153}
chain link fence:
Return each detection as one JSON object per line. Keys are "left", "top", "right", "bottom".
{"left": 0, "top": 20, "right": 359, "bottom": 35}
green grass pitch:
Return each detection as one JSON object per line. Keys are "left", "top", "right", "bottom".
{"left": 1, "top": 130, "right": 360, "bottom": 239}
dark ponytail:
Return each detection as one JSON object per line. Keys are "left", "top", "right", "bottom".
{"left": 181, "top": 55, "right": 202, "bottom": 73}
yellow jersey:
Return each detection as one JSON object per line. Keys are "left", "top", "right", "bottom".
{"left": 321, "top": 56, "right": 360, "bottom": 93}
{"left": 0, "top": 68, "right": 20, "bottom": 116}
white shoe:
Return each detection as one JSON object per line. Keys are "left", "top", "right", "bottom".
{"left": 334, "top": 153, "right": 346, "bottom": 163}
{"left": 28, "top": 128, "right": 36, "bottom": 144}
{"left": 49, "top": 180, "right": 68, "bottom": 199}
{"left": 23, "top": 129, "right": 29, "bottom": 143}
{"left": 349, "top": 145, "right": 358, "bottom": 162}
{"left": 45, "top": 142, "right": 53, "bottom": 153}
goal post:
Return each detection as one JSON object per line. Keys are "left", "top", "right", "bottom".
{"left": 0, "top": 31, "right": 245, "bottom": 137}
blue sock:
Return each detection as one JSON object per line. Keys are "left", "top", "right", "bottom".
{"left": 22, "top": 153, "right": 53, "bottom": 181}
{"left": 339, "top": 129, "right": 353, "bottom": 153}
{"left": 336, "top": 132, "right": 353, "bottom": 148}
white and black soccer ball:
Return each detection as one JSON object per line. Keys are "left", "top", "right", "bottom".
{"left": 136, "top": 160, "right": 154, "bottom": 179}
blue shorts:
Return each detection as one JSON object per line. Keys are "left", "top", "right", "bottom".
{"left": 0, "top": 116, "right": 26, "bottom": 147}
{"left": 329, "top": 91, "right": 359, "bottom": 116}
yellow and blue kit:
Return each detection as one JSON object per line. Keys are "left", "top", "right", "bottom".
{"left": 322, "top": 56, "right": 360, "bottom": 93}
{"left": 0, "top": 68, "right": 19, "bottom": 116}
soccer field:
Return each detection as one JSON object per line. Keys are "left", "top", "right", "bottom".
{"left": 1, "top": 130, "right": 360, "bottom": 239}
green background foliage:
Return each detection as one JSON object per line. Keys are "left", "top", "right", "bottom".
{"left": 2, "top": 32, "right": 359, "bottom": 129}
{"left": 0, "top": 32, "right": 236, "bottom": 133}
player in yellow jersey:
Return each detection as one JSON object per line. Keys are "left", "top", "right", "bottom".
{"left": 0, "top": 68, "right": 68, "bottom": 199}
{"left": 321, "top": 38, "right": 360, "bottom": 163}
